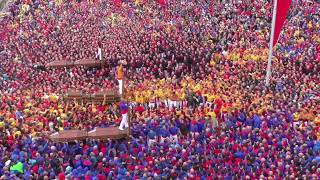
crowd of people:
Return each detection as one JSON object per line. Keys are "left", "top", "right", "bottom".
{"left": 0, "top": 0, "right": 319, "bottom": 179}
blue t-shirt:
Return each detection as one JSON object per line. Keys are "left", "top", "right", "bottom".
{"left": 148, "top": 130, "right": 156, "bottom": 139}
{"left": 160, "top": 128, "right": 170, "bottom": 138}
{"left": 253, "top": 114, "right": 261, "bottom": 129}
{"left": 169, "top": 126, "right": 179, "bottom": 135}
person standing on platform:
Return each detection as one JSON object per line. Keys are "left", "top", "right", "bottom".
{"left": 96, "top": 41, "right": 103, "bottom": 61}
{"left": 117, "top": 64, "right": 124, "bottom": 96}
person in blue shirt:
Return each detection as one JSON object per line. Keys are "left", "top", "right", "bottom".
{"left": 197, "top": 119, "right": 205, "bottom": 133}
{"left": 238, "top": 111, "right": 246, "bottom": 123}
{"left": 169, "top": 124, "right": 180, "bottom": 143}
{"left": 118, "top": 142, "right": 127, "bottom": 153}
{"left": 276, "top": 80, "right": 284, "bottom": 92}
{"left": 190, "top": 120, "right": 199, "bottom": 137}
{"left": 159, "top": 127, "right": 170, "bottom": 143}
{"left": 234, "top": 151, "right": 245, "bottom": 159}
{"left": 253, "top": 114, "right": 261, "bottom": 129}
{"left": 245, "top": 116, "right": 253, "bottom": 127}
{"left": 147, "top": 130, "right": 157, "bottom": 147}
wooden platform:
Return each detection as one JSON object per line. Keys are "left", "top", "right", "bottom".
{"left": 46, "top": 60, "right": 74, "bottom": 68}
{"left": 74, "top": 59, "right": 105, "bottom": 67}
{"left": 49, "top": 130, "right": 88, "bottom": 142}
{"left": 63, "top": 90, "right": 121, "bottom": 103}
{"left": 49, "top": 127, "right": 128, "bottom": 142}
{"left": 88, "top": 127, "right": 128, "bottom": 140}
{"left": 46, "top": 59, "right": 106, "bottom": 68}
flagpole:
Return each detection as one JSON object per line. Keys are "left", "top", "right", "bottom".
{"left": 265, "top": 0, "right": 278, "bottom": 86}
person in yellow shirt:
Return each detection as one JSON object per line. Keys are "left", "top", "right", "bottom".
{"left": 315, "top": 115, "right": 320, "bottom": 125}
{"left": 141, "top": 91, "right": 149, "bottom": 104}
{"left": 0, "top": 121, "right": 4, "bottom": 129}
{"left": 157, "top": 89, "right": 165, "bottom": 102}
{"left": 161, "top": 87, "right": 170, "bottom": 107}
{"left": 308, "top": 21, "right": 313, "bottom": 29}
{"left": 139, "top": 93, "right": 145, "bottom": 104}
{"left": 153, "top": 89, "right": 160, "bottom": 103}
{"left": 92, "top": 103, "right": 97, "bottom": 113}
{"left": 148, "top": 91, "right": 157, "bottom": 109}
{"left": 176, "top": 88, "right": 185, "bottom": 108}
{"left": 135, "top": 93, "right": 141, "bottom": 104}
{"left": 207, "top": 94, "right": 216, "bottom": 103}
{"left": 202, "top": 90, "right": 209, "bottom": 102}
{"left": 230, "top": 52, "right": 240, "bottom": 61}
{"left": 193, "top": 83, "right": 202, "bottom": 93}
{"left": 207, "top": 111, "right": 216, "bottom": 119}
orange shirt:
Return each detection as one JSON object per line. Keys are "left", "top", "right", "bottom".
{"left": 116, "top": 65, "right": 124, "bottom": 80}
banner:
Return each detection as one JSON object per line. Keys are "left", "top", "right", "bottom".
{"left": 273, "top": 0, "right": 292, "bottom": 46}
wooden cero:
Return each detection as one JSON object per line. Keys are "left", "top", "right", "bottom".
{"left": 46, "top": 59, "right": 106, "bottom": 68}
{"left": 63, "top": 90, "right": 121, "bottom": 103}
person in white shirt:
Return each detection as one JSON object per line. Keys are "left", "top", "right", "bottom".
{"left": 96, "top": 41, "right": 102, "bottom": 61}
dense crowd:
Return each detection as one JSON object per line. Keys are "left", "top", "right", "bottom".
{"left": 0, "top": 0, "right": 319, "bottom": 179}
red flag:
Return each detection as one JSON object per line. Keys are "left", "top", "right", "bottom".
{"left": 273, "top": 0, "right": 291, "bottom": 46}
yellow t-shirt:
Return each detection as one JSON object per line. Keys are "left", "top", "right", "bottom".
{"left": 142, "top": 91, "right": 150, "bottom": 102}
{"left": 193, "top": 84, "right": 201, "bottom": 92}
{"left": 0, "top": 121, "right": 4, "bottom": 128}
{"left": 116, "top": 65, "right": 124, "bottom": 80}
{"left": 308, "top": 21, "right": 312, "bottom": 29}
{"left": 49, "top": 94, "right": 58, "bottom": 102}
{"left": 210, "top": 60, "right": 216, "bottom": 67}
{"left": 92, "top": 105, "right": 97, "bottom": 113}
{"left": 164, "top": 88, "right": 171, "bottom": 99}
{"left": 293, "top": 112, "right": 299, "bottom": 121}
{"left": 258, "top": 108, "right": 265, "bottom": 115}
{"left": 14, "top": 131, "right": 21, "bottom": 137}
{"left": 314, "top": 116, "right": 320, "bottom": 124}
{"left": 25, "top": 102, "right": 33, "bottom": 107}
{"left": 207, "top": 95, "right": 216, "bottom": 102}
{"left": 230, "top": 53, "right": 240, "bottom": 61}
{"left": 202, "top": 93, "right": 209, "bottom": 99}
{"left": 181, "top": 81, "right": 188, "bottom": 88}
{"left": 207, "top": 111, "right": 216, "bottom": 118}
{"left": 61, "top": 113, "right": 67, "bottom": 119}
{"left": 157, "top": 90, "right": 165, "bottom": 100}
{"left": 136, "top": 94, "right": 144, "bottom": 104}
{"left": 179, "top": 91, "right": 186, "bottom": 100}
